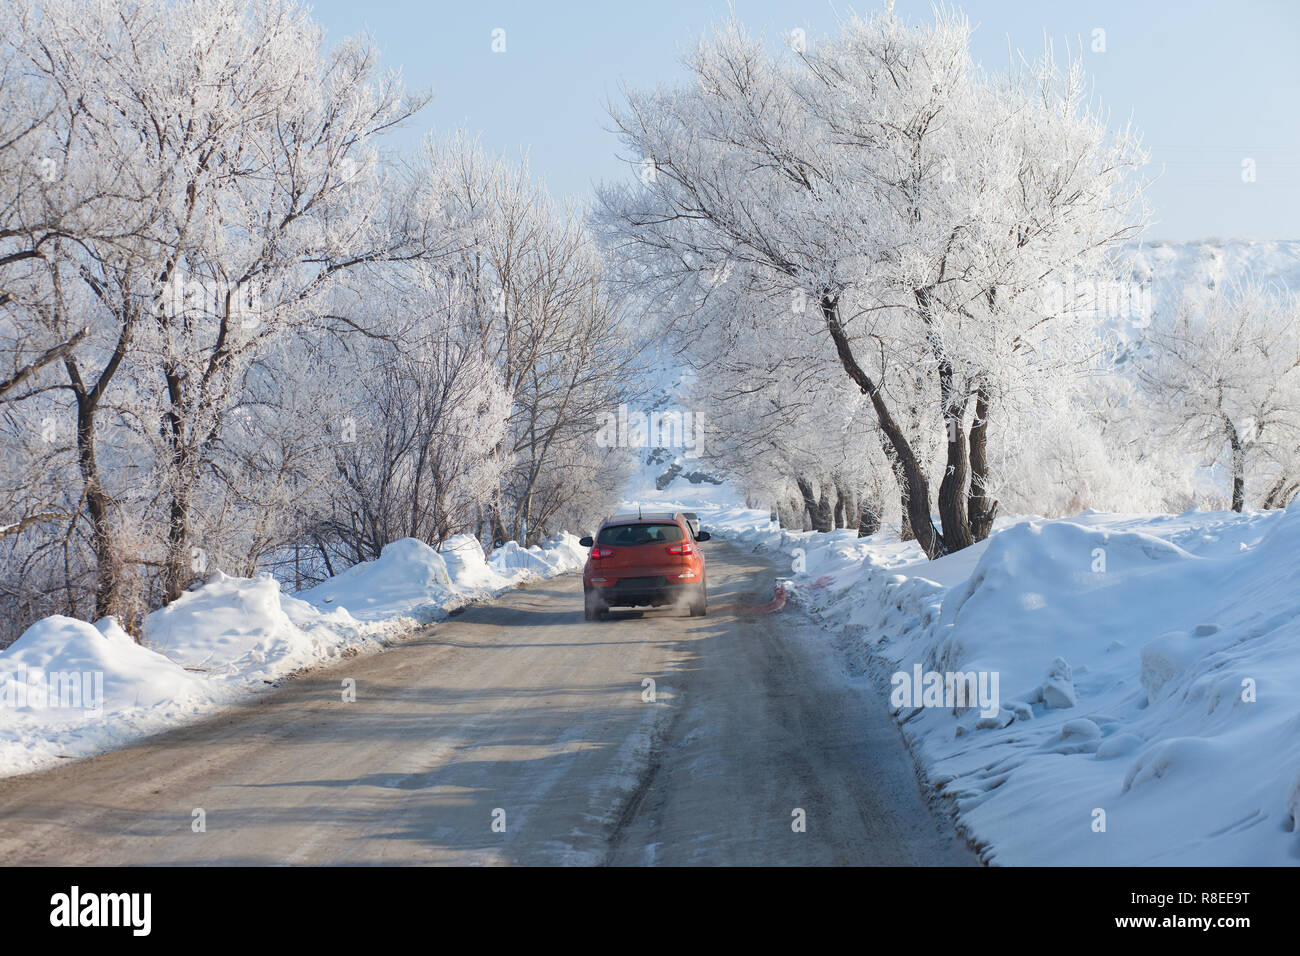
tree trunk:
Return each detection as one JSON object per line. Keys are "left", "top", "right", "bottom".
{"left": 968, "top": 384, "right": 998, "bottom": 541}
{"left": 814, "top": 479, "right": 834, "bottom": 533}
{"left": 1263, "top": 476, "right": 1298, "bottom": 509}
{"left": 857, "top": 497, "right": 881, "bottom": 537}
{"left": 795, "top": 476, "right": 819, "bottom": 529}
{"left": 1225, "top": 417, "right": 1245, "bottom": 512}
{"left": 935, "top": 370, "right": 973, "bottom": 551}
{"left": 163, "top": 493, "right": 191, "bottom": 603}
{"left": 488, "top": 499, "right": 509, "bottom": 546}
{"left": 74, "top": 393, "right": 120, "bottom": 623}
{"left": 65, "top": 313, "right": 134, "bottom": 631}
{"left": 922, "top": 288, "right": 973, "bottom": 554}
{"left": 162, "top": 369, "right": 193, "bottom": 604}
{"left": 821, "top": 295, "right": 940, "bottom": 556}
{"left": 833, "top": 480, "right": 848, "bottom": 529}
{"left": 891, "top": 453, "right": 915, "bottom": 542}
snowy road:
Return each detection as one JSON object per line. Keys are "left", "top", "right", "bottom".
{"left": 0, "top": 541, "right": 976, "bottom": 865}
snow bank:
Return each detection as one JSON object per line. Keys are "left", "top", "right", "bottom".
{"left": 905, "top": 505, "right": 1300, "bottom": 866}
{"left": 3, "top": 615, "right": 208, "bottom": 711}
{"left": 488, "top": 537, "right": 587, "bottom": 578}
{"left": 296, "top": 538, "right": 456, "bottom": 622}
{"left": 442, "top": 534, "right": 510, "bottom": 591}
{"left": 684, "top": 497, "right": 1300, "bottom": 865}
{"left": 0, "top": 616, "right": 212, "bottom": 772}
{"left": 488, "top": 540, "right": 560, "bottom": 576}
{"left": 0, "top": 532, "right": 587, "bottom": 779}
{"left": 293, "top": 534, "right": 587, "bottom": 623}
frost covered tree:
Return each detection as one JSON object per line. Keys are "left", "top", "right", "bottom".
{"left": 7, "top": 0, "right": 425, "bottom": 626}
{"left": 0, "top": 0, "right": 118, "bottom": 565}
{"left": 667, "top": 282, "right": 903, "bottom": 534}
{"left": 1137, "top": 283, "right": 1300, "bottom": 512}
{"left": 316, "top": 270, "right": 512, "bottom": 564}
{"left": 0, "top": 0, "right": 638, "bottom": 644}
{"left": 416, "top": 133, "right": 640, "bottom": 547}
{"left": 267, "top": 133, "right": 638, "bottom": 577}
{"left": 597, "top": 8, "right": 1147, "bottom": 557}
{"left": 0, "top": 0, "right": 420, "bottom": 636}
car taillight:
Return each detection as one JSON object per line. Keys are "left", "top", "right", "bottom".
{"left": 590, "top": 546, "right": 615, "bottom": 559}
{"left": 665, "top": 543, "right": 692, "bottom": 555}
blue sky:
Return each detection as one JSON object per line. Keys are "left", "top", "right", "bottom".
{"left": 306, "top": 0, "right": 1300, "bottom": 240}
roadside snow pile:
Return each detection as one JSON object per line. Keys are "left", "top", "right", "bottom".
{"left": 539, "top": 532, "right": 590, "bottom": 570}
{"left": 443, "top": 534, "right": 512, "bottom": 591}
{"left": 489, "top": 540, "right": 563, "bottom": 577}
{"left": 488, "top": 534, "right": 587, "bottom": 578}
{"left": 691, "top": 498, "right": 1300, "bottom": 865}
{"left": 3, "top": 616, "right": 208, "bottom": 711}
{"left": 0, "top": 532, "right": 587, "bottom": 779}
{"left": 146, "top": 572, "right": 384, "bottom": 682}
{"left": 294, "top": 534, "right": 587, "bottom": 621}
{"left": 296, "top": 538, "right": 457, "bottom": 622}
{"left": 0, "top": 616, "right": 213, "bottom": 773}
{"left": 894, "top": 505, "right": 1300, "bottom": 866}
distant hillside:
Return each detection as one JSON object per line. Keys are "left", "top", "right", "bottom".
{"left": 1123, "top": 237, "right": 1300, "bottom": 313}
{"left": 1088, "top": 238, "right": 1300, "bottom": 359}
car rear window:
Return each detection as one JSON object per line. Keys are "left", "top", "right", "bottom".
{"left": 596, "top": 522, "right": 684, "bottom": 546}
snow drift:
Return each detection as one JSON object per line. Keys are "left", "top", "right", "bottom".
{"left": 694, "top": 498, "right": 1300, "bottom": 865}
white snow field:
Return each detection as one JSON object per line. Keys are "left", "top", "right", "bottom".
{"left": 0, "top": 534, "right": 586, "bottom": 778}
{"left": 662, "top": 495, "right": 1300, "bottom": 866}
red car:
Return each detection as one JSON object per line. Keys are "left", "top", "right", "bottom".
{"left": 579, "top": 512, "right": 710, "bottom": 620}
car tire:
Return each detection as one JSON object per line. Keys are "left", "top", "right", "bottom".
{"left": 688, "top": 584, "right": 707, "bottom": 617}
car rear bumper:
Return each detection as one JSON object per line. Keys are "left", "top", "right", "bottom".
{"left": 588, "top": 576, "right": 700, "bottom": 607}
